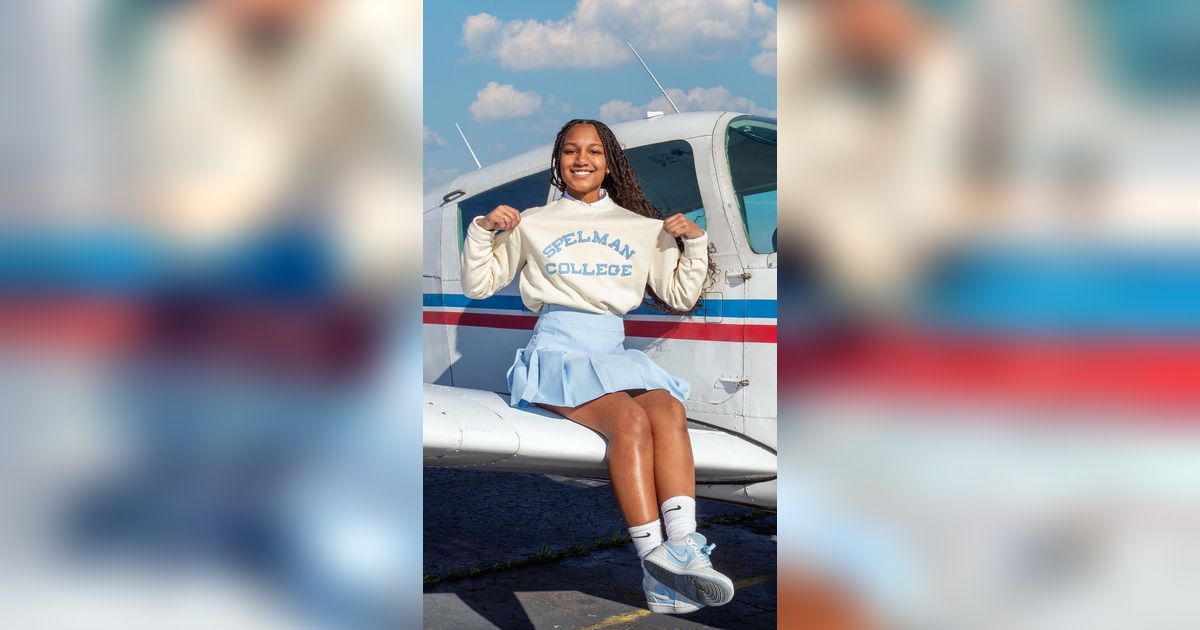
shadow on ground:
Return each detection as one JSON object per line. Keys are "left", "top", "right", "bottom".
{"left": 423, "top": 469, "right": 776, "bottom": 629}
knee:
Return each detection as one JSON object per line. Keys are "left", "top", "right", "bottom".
{"left": 607, "top": 403, "right": 652, "bottom": 445}
{"left": 648, "top": 394, "right": 688, "bottom": 435}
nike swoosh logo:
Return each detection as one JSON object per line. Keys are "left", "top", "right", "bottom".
{"left": 665, "top": 545, "right": 691, "bottom": 563}
{"left": 664, "top": 505, "right": 682, "bottom": 513}
{"left": 633, "top": 532, "right": 652, "bottom": 539}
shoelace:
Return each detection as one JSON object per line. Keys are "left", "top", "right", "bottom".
{"left": 684, "top": 538, "right": 716, "bottom": 567}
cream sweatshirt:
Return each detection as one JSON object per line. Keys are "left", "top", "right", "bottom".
{"left": 462, "top": 195, "right": 709, "bottom": 315}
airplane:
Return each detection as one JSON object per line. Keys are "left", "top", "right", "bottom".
{"left": 420, "top": 110, "right": 779, "bottom": 509}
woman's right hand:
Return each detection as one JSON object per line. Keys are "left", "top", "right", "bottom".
{"left": 478, "top": 205, "right": 521, "bottom": 231}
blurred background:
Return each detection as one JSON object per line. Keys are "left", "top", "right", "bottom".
{"left": 7, "top": 0, "right": 1200, "bottom": 627}
{"left": 0, "top": 0, "right": 422, "bottom": 627}
{"left": 779, "top": 0, "right": 1200, "bottom": 628}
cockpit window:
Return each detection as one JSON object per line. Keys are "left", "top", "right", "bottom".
{"left": 726, "top": 116, "right": 777, "bottom": 254}
{"left": 624, "top": 140, "right": 706, "bottom": 231}
{"left": 457, "top": 170, "right": 551, "bottom": 249}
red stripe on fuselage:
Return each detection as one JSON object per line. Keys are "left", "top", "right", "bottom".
{"left": 424, "top": 310, "right": 536, "bottom": 331}
{"left": 422, "top": 310, "right": 777, "bottom": 343}
{"left": 625, "top": 320, "right": 777, "bottom": 343}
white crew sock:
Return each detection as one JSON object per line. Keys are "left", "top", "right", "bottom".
{"left": 660, "top": 496, "right": 697, "bottom": 542}
{"left": 628, "top": 519, "right": 664, "bottom": 559}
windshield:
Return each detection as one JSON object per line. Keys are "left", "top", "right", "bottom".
{"left": 725, "top": 116, "right": 777, "bottom": 254}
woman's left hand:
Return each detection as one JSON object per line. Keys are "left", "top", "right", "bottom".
{"left": 663, "top": 214, "right": 705, "bottom": 239}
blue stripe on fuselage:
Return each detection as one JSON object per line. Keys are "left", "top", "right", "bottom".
{"left": 423, "top": 293, "right": 778, "bottom": 318}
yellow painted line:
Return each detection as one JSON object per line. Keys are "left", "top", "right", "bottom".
{"left": 735, "top": 574, "right": 773, "bottom": 589}
{"left": 578, "top": 609, "right": 651, "bottom": 630}
{"left": 578, "top": 575, "right": 774, "bottom": 629}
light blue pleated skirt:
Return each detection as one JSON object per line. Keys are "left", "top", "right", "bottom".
{"left": 506, "top": 305, "right": 691, "bottom": 408}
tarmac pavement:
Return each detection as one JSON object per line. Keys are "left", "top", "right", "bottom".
{"left": 423, "top": 468, "right": 776, "bottom": 629}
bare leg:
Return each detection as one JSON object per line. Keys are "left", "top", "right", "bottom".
{"left": 538, "top": 392, "right": 658, "bottom": 526}
{"left": 630, "top": 389, "right": 695, "bottom": 501}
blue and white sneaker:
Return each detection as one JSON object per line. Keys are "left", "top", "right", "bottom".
{"left": 643, "top": 532, "right": 735, "bottom": 606}
{"left": 643, "top": 566, "right": 703, "bottom": 614}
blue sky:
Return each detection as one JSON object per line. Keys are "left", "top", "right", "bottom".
{"left": 423, "top": 0, "right": 777, "bottom": 187}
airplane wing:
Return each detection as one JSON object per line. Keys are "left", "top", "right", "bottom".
{"left": 423, "top": 383, "right": 777, "bottom": 509}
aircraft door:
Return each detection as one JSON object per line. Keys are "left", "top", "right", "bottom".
{"left": 620, "top": 136, "right": 747, "bottom": 419}
{"left": 714, "top": 115, "right": 778, "bottom": 429}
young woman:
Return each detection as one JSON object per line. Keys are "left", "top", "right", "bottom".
{"left": 461, "top": 119, "right": 734, "bottom": 614}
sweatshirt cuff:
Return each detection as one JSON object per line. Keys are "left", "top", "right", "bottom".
{"left": 681, "top": 231, "right": 708, "bottom": 258}
{"left": 466, "top": 216, "right": 496, "bottom": 243}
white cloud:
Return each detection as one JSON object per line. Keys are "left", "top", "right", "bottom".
{"left": 599, "top": 86, "right": 775, "bottom": 123}
{"left": 750, "top": 51, "right": 776, "bottom": 76}
{"left": 751, "top": 31, "right": 776, "bottom": 76}
{"left": 469, "top": 82, "right": 543, "bottom": 122}
{"left": 462, "top": 12, "right": 502, "bottom": 49}
{"left": 423, "top": 125, "right": 447, "bottom": 148}
{"left": 463, "top": 13, "right": 626, "bottom": 71}
{"left": 463, "top": 1, "right": 776, "bottom": 71}
{"left": 599, "top": 100, "right": 642, "bottom": 123}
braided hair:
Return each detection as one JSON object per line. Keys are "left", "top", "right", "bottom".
{"left": 550, "top": 118, "right": 717, "bottom": 315}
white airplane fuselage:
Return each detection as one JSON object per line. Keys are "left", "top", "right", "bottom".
{"left": 421, "top": 112, "right": 777, "bottom": 507}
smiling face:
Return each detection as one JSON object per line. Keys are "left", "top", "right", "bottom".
{"left": 558, "top": 123, "right": 608, "bottom": 203}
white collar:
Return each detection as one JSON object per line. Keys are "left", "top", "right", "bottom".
{"left": 562, "top": 188, "right": 612, "bottom": 207}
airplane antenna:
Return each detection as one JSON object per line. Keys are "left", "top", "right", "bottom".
{"left": 455, "top": 122, "right": 482, "bottom": 169}
{"left": 626, "top": 41, "right": 680, "bottom": 114}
